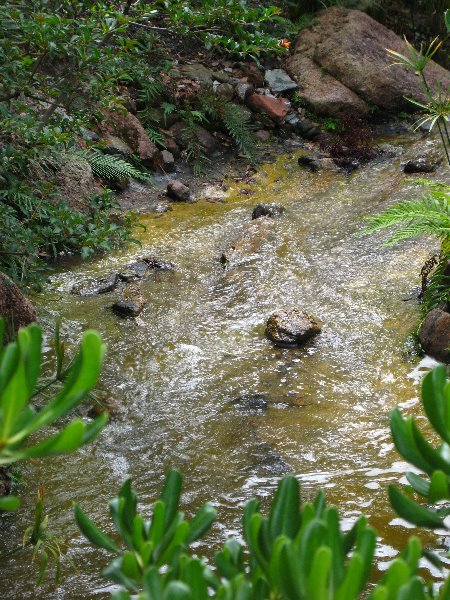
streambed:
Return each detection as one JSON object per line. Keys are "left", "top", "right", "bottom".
{"left": 1, "top": 134, "right": 449, "bottom": 598}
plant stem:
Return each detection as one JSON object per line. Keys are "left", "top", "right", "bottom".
{"left": 437, "top": 119, "right": 450, "bottom": 165}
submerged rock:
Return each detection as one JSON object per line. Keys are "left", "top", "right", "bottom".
{"left": 72, "top": 256, "right": 175, "bottom": 297}
{"left": 233, "top": 394, "right": 270, "bottom": 413}
{"left": 266, "top": 309, "right": 322, "bottom": 347}
{"left": 298, "top": 155, "right": 320, "bottom": 172}
{"left": 111, "top": 300, "right": 144, "bottom": 318}
{"left": 252, "top": 203, "right": 285, "bottom": 220}
{"left": 419, "top": 308, "right": 450, "bottom": 363}
{"left": 403, "top": 156, "right": 441, "bottom": 174}
{"left": 140, "top": 256, "right": 176, "bottom": 271}
{"left": 111, "top": 281, "right": 145, "bottom": 318}
{"left": 72, "top": 273, "right": 119, "bottom": 296}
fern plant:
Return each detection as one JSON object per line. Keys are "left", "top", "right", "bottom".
{"left": 178, "top": 105, "right": 211, "bottom": 175}
{"left": 85, "top": 151, "right": 150, "bottom": 184}
{"left": 363, "top": 180, "right": 450, "bottom": 246}
{"left": 200, "top": 92, "right": 258, "bottom": 164}
{"left": 364, "top": 180, "right": 450, "bottom": 314}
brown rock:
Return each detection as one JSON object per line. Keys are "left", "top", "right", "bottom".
{"left": 255, "top": 129, "right": 270, "bottom": 141}
{"left": 286, "top": 55, "right": 369, "bottom": 117}
{"left": 216, "top": 82, "right": 235, "bottom": 101}
{"left": 44, "top": 154, "right": 97, "bottom": 212}
{"left": 0, "top": 272, "right": 37, "bottom": 339}
{"left": 419, "top": 308, "right": 450, "bottom": 363}
{"left": 163, "top": 134, "right": 181, "bottom": 158}
{"left": 168, "top": 122, "right": 219, "bottom": 153}
{"left": 246, "top": 94, "right": 290, "bottom": 124}
{"left": 239, "top": 62, "right": 265, "bottom": 87}
{"left": 286, "top": 7, "right": 450, "bottom": 116}
{"left": 167, "top": 180, "right": 192, "bottom": 202}
{"left": 104, "top": 109, "right": 161, "bottom": 167}
{"left": 266, "top": 309, "right": 322, "bottom": 347}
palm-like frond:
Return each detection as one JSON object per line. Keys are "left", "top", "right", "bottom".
{"left": 86, "top": 151, "right": 149, "bottom": 183}
{"left": 363, "top": 192, "right": 450, "bottom": 246}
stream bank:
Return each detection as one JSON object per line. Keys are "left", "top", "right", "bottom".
{"left": 1, "top": 129, "right": 448, "bottom": 597}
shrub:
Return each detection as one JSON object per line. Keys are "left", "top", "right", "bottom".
{"left": 0, "top": 320, "right": 107, "bottom": 511}
{"left": 75, "top": 366, "right": 450, "bottom": 599}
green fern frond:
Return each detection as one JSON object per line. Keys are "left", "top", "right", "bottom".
{"left": 145, "top": 127, "right": 166, "bottom": 148}
{"left": 199, "top": 92, "right": 258, "bottom": 164}
{"left": 363, "top": 193, "right": 450, "bottom": 245}
{"left": 86, "top": 152, "right": 149, "bottom": 183}
{"left": 221, "top": 102, "right": 258, "bottom": 164}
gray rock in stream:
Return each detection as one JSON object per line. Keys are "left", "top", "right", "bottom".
{"left": 71, "top": 256, "right": 175, "bottom": 296}
{"left": 264, "top": 69, "right": 298, "bottom": 94}
{"left": 266, "top": 309, "right": 322, "bottom": 347}
{"left": 403, "top": 156, "right": 442, "bottom": 174}
{"left": 252, "top": 203, "right": 285, "bottom": 220}
{"left": 111, "top": 300, "right": 144, "bottom": 318}
{"left": 71, "top": 273, "right": 119, "bottom": 296}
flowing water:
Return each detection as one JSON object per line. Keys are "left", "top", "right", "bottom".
{"left": 1, "top": 134, "right": 449, "bottom": 598}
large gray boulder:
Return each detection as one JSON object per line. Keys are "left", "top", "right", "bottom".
{"left": 285, "top": 7, "right": 450, "bottom": 117}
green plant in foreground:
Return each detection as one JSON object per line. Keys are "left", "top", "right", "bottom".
{"left": 75, "top": 470, "right": 439, "bottom": 598}
{"left": 74, "top": 470, "right": 217, "bottom": 592}
{"left": 0, "top": 320, "right": 107, "bottom": 511}
{"left": 389, "top": 365, "right": 450, "bottom": 530}
{"left": 364, "top": 180, "right": 450, "bottom": 247}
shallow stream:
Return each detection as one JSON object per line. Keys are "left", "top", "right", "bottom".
{"left": 1, "top": 134, "right": 449, "bottom": 598}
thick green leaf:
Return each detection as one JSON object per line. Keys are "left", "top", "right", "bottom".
{"left": 429, "top": 470, "right": 450, "bottom": 503}
{"left": 406, "top": 472, "right": 430, "bottom": 497}
{"left": 306, "top": 545, "right": 332, "bottom": 600}
{"left": 183, "top": 557, "right": 209, "bottom": 600}
{"left": 335, "top": 553, "right": 365, "bottom": 600}
{"left": 163, "top": 581, "right": 192, "bottom": 600}
{"left": 160, "top": 469, "right": 182, "bottom": 529}
{"left": 388, "top": 485, "right": 444, "bottom": 528}
{"left": 390, "top": 409, "right": 433, "bottom": 474}
{"left": 186, "top": 502, "right": 216, "bottom": 544}
{"left": 18, "top": 324, "right": 42, "bottom": 395}
{"left": 268, "top": 475, "right": 300, "bottom": 542}
{"left": 74, "top": 504, "right": 119, "bottom": 552}
{"left": 422, "top": 367, "right": 450, "bottom": 445}
{"left": 0, "top": 495, "right": 20, "bottom": 511}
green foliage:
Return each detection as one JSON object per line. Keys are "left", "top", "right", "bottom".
{"left": 76, "top": 468, "right": 441, "bottom": 599}
{"left": 199, "top": 92, "right": 258, "bottom": 164}
{"left": 74, "top": 470, "right": 216, "bottom": 590}
{"left": 153, "top": 0, "right": 289, "bottom": 58}
{"left": 0, "top": 1, "right": 153, "bottom": 286}
{"left": 86, "top": 151, "right": 150, "bottom": 184}
{"left": 389, "top": 366, "right": 450, "bottom": 530}
{"left": 363, "top": 180, "right": 450, "bottom": 246}
{"left": 22, "top": 484, "right": 64, "bottom": 585}
{"left": 386, "top": 20, "right": 450, "bottom": 165}
{"left": 0, "top": 320, "right": 107, "bottom": 511}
